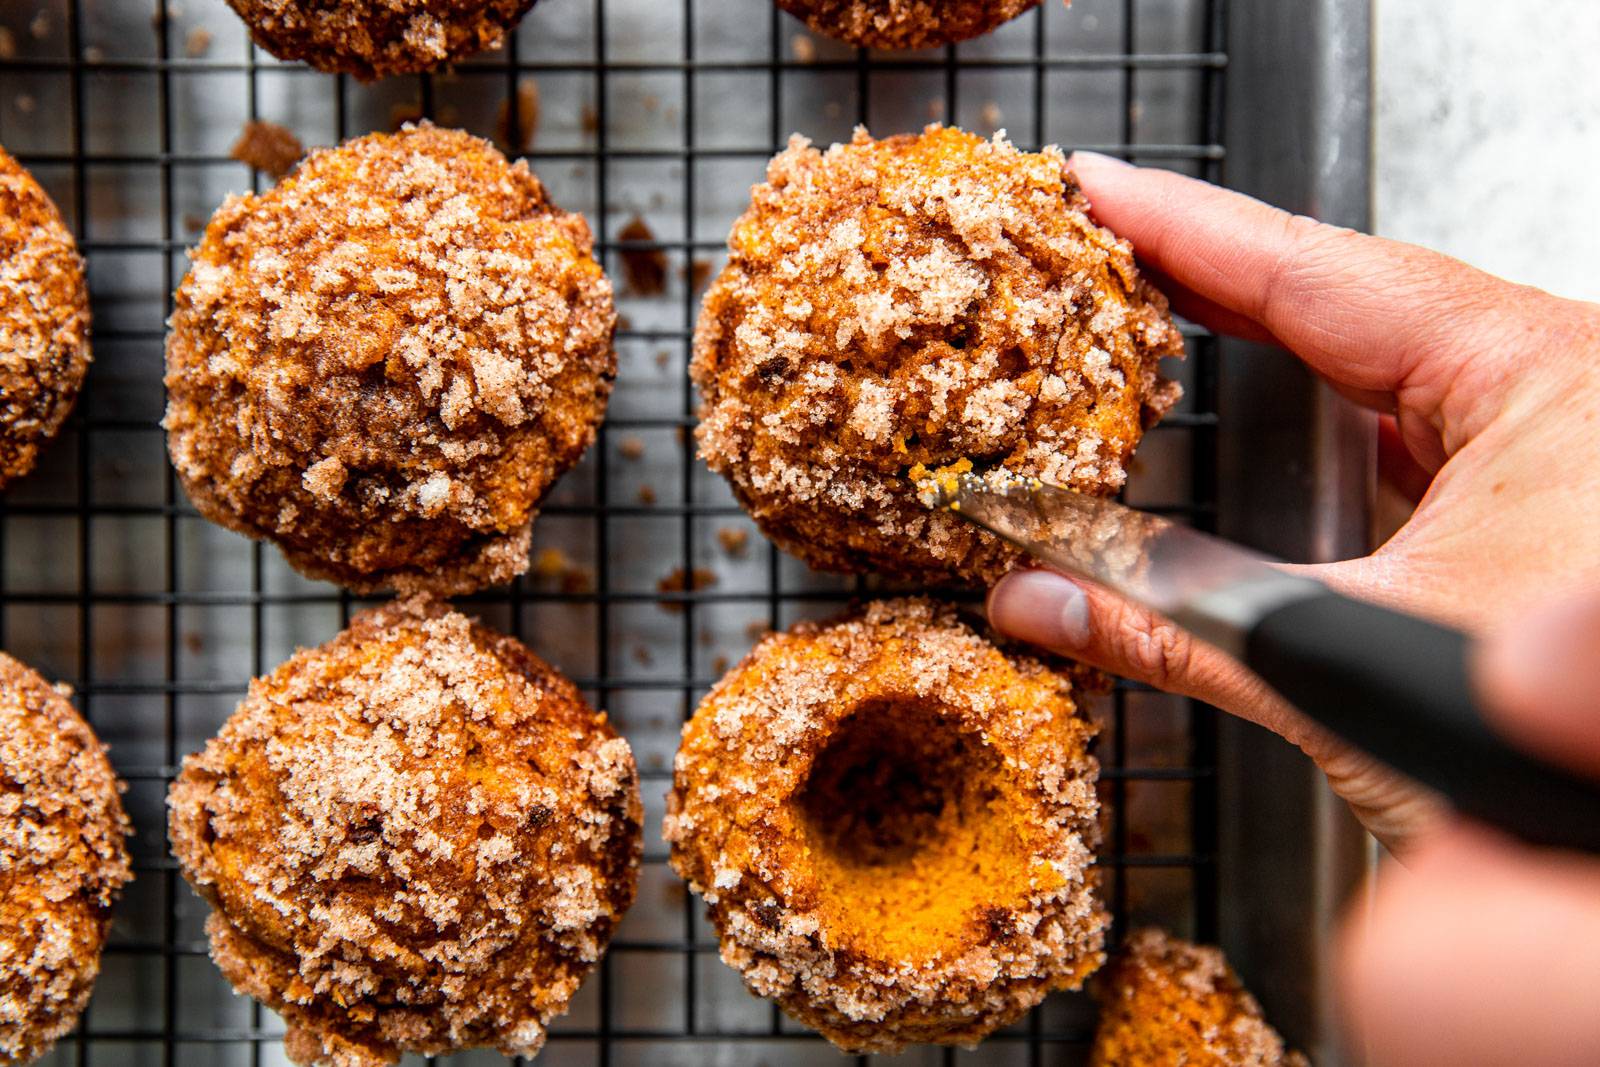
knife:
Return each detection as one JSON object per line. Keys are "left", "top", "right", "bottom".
{"left": 921, "top": 466, "right": 1600, "bottom": 855}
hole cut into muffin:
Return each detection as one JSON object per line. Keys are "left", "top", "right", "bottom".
{"left": 797, "top": 697, "right": 1034, "bottom": 961}
{"left": 667, "top": 598, "right": 1107, "bottom": 1053}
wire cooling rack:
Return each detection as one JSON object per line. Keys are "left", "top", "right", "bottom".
{"left": 0, "top": 0, "right": 1226, "bottom": 1062}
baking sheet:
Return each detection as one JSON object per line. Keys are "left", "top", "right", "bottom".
{"left": 0, "top": 0, "right": 1226, "bottom": 1062}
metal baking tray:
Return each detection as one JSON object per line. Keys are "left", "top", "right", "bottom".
{"left": 0, "top": 0, "right": 1372, "bottom": 1062}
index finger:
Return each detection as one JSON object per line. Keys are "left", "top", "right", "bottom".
{"left": 1068, "top": 152, "right": 1553, "bottom": 439}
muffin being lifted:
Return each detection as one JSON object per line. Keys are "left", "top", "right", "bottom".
{"left": 168, "top": 597, "right": 641, "bottom": 1067}
{"left": 165, "top": 124, "right": 615, "bottom": 595}
{"left": 693, "top": 126, "right": 1181, "bottom": 585}
{"left": 666, "top": 598, "right": 1106, "bottom": 1052}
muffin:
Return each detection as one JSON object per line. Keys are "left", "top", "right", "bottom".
{"left": 692, "top": 125, "right": 1182, "bottom": 585}
{"left": 225, "top": 0, "right": 539, "bottom": 79}
{"left": 778, "top": 0, "right": 1044, "bottom": 50}
{"left": 0, "top": 653, "right": 132, "bottom": 1066}
{"left": 165, "top": 124, "right": 615, "bottom": 594}
{"left": 666, "top": 598, "right": 1106, "bottom": 1052}
{"left": 1091, "top": 928, "right": 1309, "bottom": 1066}
{"left": 167, "top": 597, "right": 641, "bottom": 1067}
{"left": 0, "top": 145, "right": 91, "bottom": 494}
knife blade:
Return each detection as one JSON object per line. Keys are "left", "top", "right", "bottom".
{"left": 921, "top": 466, "right": 1600, "bottom": 855}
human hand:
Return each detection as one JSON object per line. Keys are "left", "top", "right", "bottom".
{"left": 1337, "top": 589, "right": 1600, "bottom": 1066}
{"left": 987, "top": 151, "right": 1600, "bottom": 850}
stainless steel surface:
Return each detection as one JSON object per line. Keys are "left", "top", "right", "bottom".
{"left": 931, "top": 470, "right": 1323, "bottom": 656}
{"left": 0, "top": 0, "right": 1369, "bottom": 1062}
{"left": 1219, "top": 2, "right": 1376, "bottom": 1064}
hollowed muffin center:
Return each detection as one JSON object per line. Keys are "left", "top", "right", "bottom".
{"left": 796, "top": 699, "right": 1035, "bottom": 961}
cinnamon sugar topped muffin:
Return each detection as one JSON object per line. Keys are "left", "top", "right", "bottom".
{"left": 1091, "top": 929, "right": 1309, "bottom": 1066}
{"left": 165, "top": 124, "right": 615, "bottom": 595}
{"left": 778, "top": 0, "right": 1046, "bottom": 50}
{"left": 225, "top": 0, "right": 540, "bottom": 79}
{"left": 0, "top": 653, "right": 132, "bottom": 1067}
{"left": 692, "top": 125, "right": 1182, "bottom": 585}
{"left": 0, "top": 145, "right": 90, "bottom": 494}
{"left": 168, "top": 597, "right": 641, "bottom": 1067}
{"left": 666, "top": 598, "right": 1106, "bottom": 1052}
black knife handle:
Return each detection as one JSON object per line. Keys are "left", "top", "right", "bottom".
{"left": 1244, "top": 588, "right": 1600, "bottom": 854}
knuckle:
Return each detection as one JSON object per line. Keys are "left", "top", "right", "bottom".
{"left": 1105, "top": 600, "right": 1193, "bottom": 691}
{"left": 1260, "top": 212, "right": 1361, "bottom": 318}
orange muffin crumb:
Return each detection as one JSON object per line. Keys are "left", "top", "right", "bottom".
{"left": 1091, "top": 929, "right": 1309, "bottom": 1066}
{"left": 692, "top": 126, "right": 1182, "bottom": 584}
{"left": 168, "top": 598, "right": 641, "bottom": 1067}
{"left": 666, "top": 598, "right": 1107, "bottom": 1052}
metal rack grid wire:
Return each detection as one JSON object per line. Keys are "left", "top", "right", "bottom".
{"left": 0, "top": 0, "right": 1227, "bottom": 1063}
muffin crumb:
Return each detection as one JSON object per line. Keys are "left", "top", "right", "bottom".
{"left": 716, "top": 527, "right": 750, "bottom": 557}
{"left": 657, "top": 566, "right": 718, "bottom": 611}
{"left": 619, "top": 215, "right": 668, "bottom": 296}
{"left": 496, "top": 78, "right": 541, "bottom": 155}
{"left": 230, "top": 119, "right": 305, "bottom": 179}
{"left": 184, "top": 25, "right": 212, "bottom": 57}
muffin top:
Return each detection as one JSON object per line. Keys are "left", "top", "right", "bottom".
{"left": 1091, "top": 929, "right": 1310, "bottom": 1066}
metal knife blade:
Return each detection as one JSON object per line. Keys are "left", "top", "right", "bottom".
{"left": 921, "top": 468, "right": 1326, "bottom": 656}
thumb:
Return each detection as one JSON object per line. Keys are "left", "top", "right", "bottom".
{"left": 987, "top": 566, "right": 1447, "bottom": 851}
{"left": 1474, "top": 586, "right": 1600, "bottom": 779}
{"left": 987, "top": 567, "right": 1306, "bottom": 738}
{"left": 1338, "top": 825, "right": 1600, "bottom": 1067}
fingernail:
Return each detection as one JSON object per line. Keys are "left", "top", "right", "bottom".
{"left": 1067, "top": 149, "right": 1134, "bottom": 171}
{"left": 988, "top": 569, "right": 1091, "bottom": 650}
